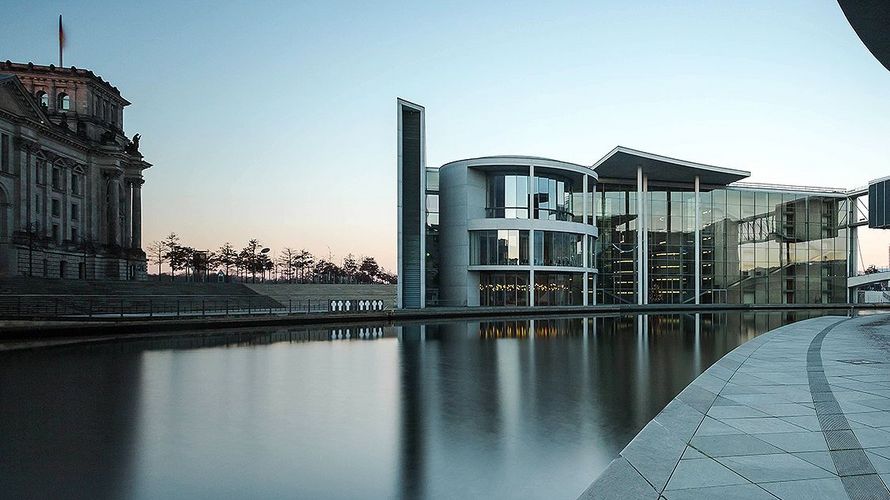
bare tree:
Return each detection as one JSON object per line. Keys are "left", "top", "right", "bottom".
{"left": 146, "top": 240, "right": 166, "bottom": 281}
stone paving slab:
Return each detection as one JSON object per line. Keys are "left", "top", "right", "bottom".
{"left": 580, "top": 314, "right": 890, "bottom": 499}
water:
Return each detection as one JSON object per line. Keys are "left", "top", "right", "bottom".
{"left": 0, "top": 310, "right": 841, "bottom": 499}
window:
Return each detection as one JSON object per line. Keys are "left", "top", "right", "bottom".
{"left": 51, "top": 224, "right": 60, "bottom": 243}
{"left": 51, "top": 199, "right": 60, "bottom": 217}
{"left": 71, "top": 172, "right": 80, "bottom": 195}
{"left": 0, "top": 134, "right": 8, "bottom": 172}
{"left": 534, "top": 231, "right": 584, "bottom": 267}
{"left": 57, "top": 92, "right": 70, "bottom": 111}
{"left": 71, "top": 203, "right": 78, "bottom": 220}
{"left": 52, "top": 167, "right": 61, "bottom": 189}
{"left": 35, "top": 193, "right": 40, "bottom": 214}
{"left": 486, "top": 174, "right": 529, "bottom": 218}
{"left": 71, "top": 227, "right": 78, "bottom": 243}
{"left": 534, "top": 176, "right": 575, "bottom": 221}
{"left": 470, "top": 230, "right": 529, "bottom": 265}
{"left": 36, "top": 91, "right": 48, "bottom": 107}
{"left": 36, "top": 160, "right": 46, "bottom": 184}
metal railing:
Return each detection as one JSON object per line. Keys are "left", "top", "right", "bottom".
{"left": 0, "top": 294, "right": 395, "bottom": 320}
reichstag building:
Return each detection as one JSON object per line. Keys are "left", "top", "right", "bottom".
{"left": 0, "top": 62, "right": 150, "bottom": 279}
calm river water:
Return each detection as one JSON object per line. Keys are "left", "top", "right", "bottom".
{"left": 0, "top": 310, "right": 843, "bottom": 499}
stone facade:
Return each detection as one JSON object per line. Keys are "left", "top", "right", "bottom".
{"left": 0, "top": 61, "right": 149, "bottom": 280}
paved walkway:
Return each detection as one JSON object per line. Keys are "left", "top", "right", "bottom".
{"left": 582, "top": 313, "right": 890, "bottom": 500}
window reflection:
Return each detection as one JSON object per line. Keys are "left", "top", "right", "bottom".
{"left": 470, "top": 230, "right": 529, "bottom": 266}
{"left": 486, "top": 174, "right": 529, "bottom": 218}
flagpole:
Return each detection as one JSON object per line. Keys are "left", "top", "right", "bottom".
{"left": 58, "top": 15, "right": 63, "bottom": 67}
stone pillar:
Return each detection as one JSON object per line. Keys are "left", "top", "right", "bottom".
{"left": 132, "top": 179, "right": 143, "bottom": 249}
{"left": 107, "top": 174, "right": 120, "bottom": 246}
{"left": 123, "top": 179, "right": 133, "bottom": 248}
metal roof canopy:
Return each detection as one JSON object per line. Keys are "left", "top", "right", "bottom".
{"left": 592, "top": 146, "right": 750, "bottom": 186}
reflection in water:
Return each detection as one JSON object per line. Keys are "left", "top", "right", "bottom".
{"left": 0, "top": 311, "right": 841, "bottom": 499}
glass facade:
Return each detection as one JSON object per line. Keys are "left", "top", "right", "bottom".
{"left": 470, "top": 230, "right": 530, "bottom": 266}
{"left": 533, "top": 231, "right": 584, "bottom": 267}
{"left": 594, "top": 183, "right": 848, "bottom": 305}
{"left": 486, "top": 174, "right": 529, "bottom": 218}
{"left": 534, "top": 272, "right": 583, "bottom": 306}
{"left": 479, "top": 272, "right": 530, "bottom": 306}
{"left": 425, "top": 168, "right": 440, "bottom": 306}
{"left": 534, "top": 176, "right": 575, "bottom": 221}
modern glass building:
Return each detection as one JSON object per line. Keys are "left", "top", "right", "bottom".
{"left": 398, "top": 101, "right": 860, "bottom": 308}
{"left": 593, "top": 147, "right": 850, "bottom": 305}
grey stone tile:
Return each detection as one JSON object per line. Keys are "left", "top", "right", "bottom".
{"left": 661, "top": 484, "right": 774, "bottom": 500}
{"left": 866, "top": 446, "right": 890, "bottom": 460}
{"left": 848, "top": 411, "right": 890, "bottom": 429}
{"left": 754, "top": 432, "right": 829, "bottom": 453}
{"left": 792, "top": 451, "right": 837, "bottom": 474}
{"left": 866, "top": 451, "right": 890, "bottom": 474}
{"left": 715, "top": 453, "right": 834, "bottom": 483}
{"left": 681, "top": 446, "right": 706, "bottom": 460}
{"left": 695, "top": 417, "right": 745, "bottom": 436}
{"left": 854, "top": 427, "right": 890, "bottom": 449}
{"left": 689, "top": 434, "right": 783, "bottom": 457}
{"left": 760, "top": 477, "right": 848, "bottom": 500}
{"left": 750, "top": 403, "right": 815, "bottom": 417}
{"left": 677, "top": 385, "right": 718, "bottom": 414}
{"left": 858, "top": 399, "right": 890, "bottom": 411}
{"left": 579, "top": 457, "right": 658, "bottom": 500}
{"left": 778, "top": 416, "right": 822, "bottom": 432}
{"left": 722, "top": 417, "right": 809, "bottom": 435}
{"left": 691, "top": 375, "right": 725, "bottom": 394}
{"left": 706, "top": 405, "right": 770, "bottom": 420}
{"left": 622, "top": 421, "right": 687, "bottom": 492}
{"left": 663, "top": 458, "right": 748, "bottom": 491}
{"left": 655, "top": 399, "right": 705, "bottom": 443}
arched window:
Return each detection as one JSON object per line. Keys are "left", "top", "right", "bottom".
{"left": 36, "top": 91, "right": 48, "bottom": 107}
{"left": 57, "top": 92, "right": 70, "bottom": 111}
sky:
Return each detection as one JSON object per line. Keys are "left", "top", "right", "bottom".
{"left": 2, "top": 0, "right": 889, "bottom": 271}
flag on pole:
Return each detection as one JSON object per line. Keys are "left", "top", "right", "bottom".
{"left": 58, "top": 15, "right": 65, "bottom": 67}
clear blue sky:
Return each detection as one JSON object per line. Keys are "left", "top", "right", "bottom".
{"left": 3, "top": 0, "right": 889, "bottom": 270}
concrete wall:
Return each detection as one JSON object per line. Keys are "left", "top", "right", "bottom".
{"left": 245, "top": 283, "right": 396, "bottom": 307}
{"left": 439, "top": 162, "right": 487, "bottom": 306}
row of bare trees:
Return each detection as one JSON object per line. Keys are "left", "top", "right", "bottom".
{"left": 146, "top": 233, "right": 396, "bottom": 284}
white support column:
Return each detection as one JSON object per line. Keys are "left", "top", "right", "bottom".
{"left": 636, "top": 167, "right": 644, "bottom": 305}
{"left": 529, "top": 164, "right": 535, "bottom": 306}
{"left": 642, "top": 174, "right": 648, "bottom": 305}
{"left": 694, "top": 175, "right": 701, "bottom": 305}
{"left": 583, "top": 271, "right": 589, "bottom": 306}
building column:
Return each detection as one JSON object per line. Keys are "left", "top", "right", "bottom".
{"left": 123, "top": 179, "right": 133, "bottom": 248}
{"left": 582, "top": 174, "right": 589, "bottom": 224}
{"left": 108, "top": 175, "right": 120, "bottom": 246}
{"left": 583, "top": 271, "right": 589, "bottom": 306}
{"left": 637, "top": 167, "right": 644, "bottom": 305}
{"left": 694, "top": 175, "right": 701, "bottom": 305}
{"left": 132, "top": 179, "right": 143, "bottom": 249}
{"left": 642, "top": 174, "right": 649, "bottom": 305}
{"left": 529, "top": 164, "right": 535, "bottom": 306}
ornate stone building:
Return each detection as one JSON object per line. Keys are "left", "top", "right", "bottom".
{"left": 0, "top": 61, "right": 149, "bottom": 279}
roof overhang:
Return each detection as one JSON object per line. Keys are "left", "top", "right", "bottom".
{"left": 592, "top": 146, "right": 750, "bottom": 186}
{"left": 838, "top": 0, "right": 890, "bottom": 72}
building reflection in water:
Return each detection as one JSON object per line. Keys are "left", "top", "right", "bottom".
{"left": 0, "top": 311, "right": 838, "bottom": 500}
